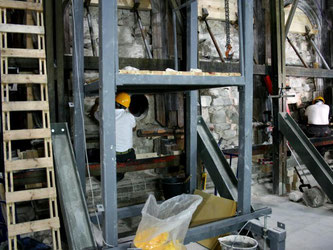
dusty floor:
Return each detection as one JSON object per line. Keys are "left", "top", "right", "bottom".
{"left": 187, "top": 182, "right": 333, "bottom": 250}
{"left": 252, "top": 183, "right": 333, "bottom": 250}
{"left": 88, "top": 175, "right": 333, "bottom": 249}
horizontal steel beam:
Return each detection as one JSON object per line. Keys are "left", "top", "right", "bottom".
{"left": 10, "top": 56, "right": 333, "bottom": 79}
{"left": 91, "top": 206, "right": 271, "bottom": 245}
{"left": 279, "top": 112, "right": 333, "bottom": 202}
{"left": 116, "top": 73, "right": 245, "bottom": 87}
{"left": 184, "top": 207, "right": 272, "bottom": 244}
{"left": 90, "top": 203, "right": 145, "bottom": 223}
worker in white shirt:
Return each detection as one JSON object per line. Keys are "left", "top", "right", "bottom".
{"left": 304, "top": 96, "right": 331, "bottom": 137}
{"left": 90, "top": 92, "right": 136, "bottom": 181}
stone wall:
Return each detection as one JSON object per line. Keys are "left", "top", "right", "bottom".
{"left": 71, "top": 6, "right": 151, "bottom": 57}
{"left": 198, "top": 19, "right": 240, "bottom": 148}
{"left": 78, "top": 5, "right": 316, "bottom": 151}
{"left": 285, "top": 33, "right": 317, "bottom": 106}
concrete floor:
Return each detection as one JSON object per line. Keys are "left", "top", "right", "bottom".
{"left": 252, "top": 184, "right": 333, "bottom": 250}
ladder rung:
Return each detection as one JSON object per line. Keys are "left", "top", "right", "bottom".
{"left": 0, "top": 24, "right": 44, "bottom": 34}
{"left": 1, "top": 48, "right": 45, "bottom": 58}
{"left": 5, "top": 157, "right": 53, "bottom": 172}
{"left": 7, "top": 217, "right": 60, "bottom": 237}
{"left": 6, "top": 187, "right": 56, "bottom": 203}
{"left": 1, "top": 74, "right": 47, "bottom": 84}
{"left": 0, "top": 0, "right": 43, "bottom": 11}
{"left": 2, "top": 101, "right": 49, "bottom": 111}
{"left": 3, "top": 128, "right": 51, "bottom": 141}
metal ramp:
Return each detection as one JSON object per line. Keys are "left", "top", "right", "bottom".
{"left": 197, "top": 116, "right": 238, "bottom": 201}
{"left": 279, "top": 112, "right": 333, "bottom": 202}
{"left": 51, "top": 123, "right": 96, "bottom": 250}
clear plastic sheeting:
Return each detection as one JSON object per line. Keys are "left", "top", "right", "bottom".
{"left": 134, "top": 194, "right": 203, "bottom": 250}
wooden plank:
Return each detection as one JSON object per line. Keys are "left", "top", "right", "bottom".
{"left": 1, "top": 74, "right": 47, "bottom": 84}
{"left": 0, "top": 24, "right": 44, "bottom": 34}
{"left": 1, "top": 48, "right": 45, "bottom": 58}
{"left": 3, "top": 128, "right": 51, "bottom": 141}
{"left": 5, "top": 158, "right": 53, "bottom": 172}
{"left": 88, "top": 0, "right": 152, "bottom": 10}
{"left": 0, "top": 0, "right": 43, "bottom": 11}
{"left": 2, "top": 101, "right": 49, "bottom": 111}
{"left": 6, "top": 188, "right": 56, "bottom": 203}
{"left": 7, "top": 217, "right": 60, "bottom": 237}
{"left": 198, "top": 0, "right": 237, "bottom": 21}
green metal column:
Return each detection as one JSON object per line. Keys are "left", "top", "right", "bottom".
{"left": 270, "top": 0, "right": 287, "bottom": 195}
{"left": 44, "top": 0, "right": 56, "bottom": 123}
{"left": 55, "top": 0, "right": 66, "bottom": 122}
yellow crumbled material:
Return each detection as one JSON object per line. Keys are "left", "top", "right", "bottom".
{"left": 134, "top": 229, "right": 184, "bottom": 250}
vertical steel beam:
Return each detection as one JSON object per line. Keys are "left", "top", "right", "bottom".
{"left": 99, "top": 0, "right": 118, "bottom": 246}
{"left": 185, "top": 0, "right": 198, "bottom": 193}
{"left": 238, "top": 0, "right": 245, "bottom": 77}
{"left": 55, "top": 0, "right": 66, "bottom": 122}
{"left": 72, "top": 0, "right": 86, "bottom": 192}
{"left": 172, "top": 10, "right": 178, "bottom": 70}
{"left": 271, "top": 0, "right": 286, "bottom": 195}
{"left": 237, "top": 0, "right": 253, "bottom": 215}
{"left": 44, "top": 0, "right": 56, "bottom": 123}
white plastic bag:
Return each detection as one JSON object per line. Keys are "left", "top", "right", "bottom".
{"left": 134, "top": 194, "right": 203, "bottom": 250}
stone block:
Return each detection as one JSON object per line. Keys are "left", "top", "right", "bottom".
{"left": 227, "top": 137, "right": 239, "bottom": 147}
{"left": 287, "top": 92, "right": 301, "bottom": 105}
{"left": 220, "top": 88, "right": 230, "bottom": 97}
{"left": 212, "top": 97, "right": 233, "bottom": 106}
{"left": 208, "top": 88, "right": 221, "bottom": 97}
{"left": 288, "top": 77, "right": 303, "bottom": 88}
{"left": 211, "top": 109, "right": 227, "bottom": 123}
{"left": 215, "top": 123, "right": 231, "bottom": 133}
{"left": 302, "top": 84, "right": 311, "bottom": 92}
{"left": 118, "top": 9, "right": 135, "bottom": 26}
{"left": 222, "top": 129, "right": 237, "bottom": 140}
{"left": 301, "top": 92, "right": 313, "bottom": 102}
{"left": 230, "top": 124, "right": 238, "bottom": 131}
{"left": 226, "top": 108, "right": 239, "bottom": 123}
{"left": 119, "top": 43, "right": 145, "bottom": 58}
{"left": 118, "top": 26, "right": 135, "bottom": 45}
{"left": 139, "top": 10, "right": 151, "bottom": 26}
{"left": 202, "top": 108, "right": 210, "bottom": 122}
{"left": 201, "top": 95, "right": 212, "bottom": 107}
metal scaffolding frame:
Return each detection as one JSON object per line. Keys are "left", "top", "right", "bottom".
{"left": 70, "top": 0, "right": 286, "bottom": 249}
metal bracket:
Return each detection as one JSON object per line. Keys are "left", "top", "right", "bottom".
{"left": 277, "top": 222, "right": 285, "bottom": 230}
{"left": 51, "top": 124, "right": 67, "bottom": 135}
{"left": 97, "top": 204, "right": 105, "bottom": 213}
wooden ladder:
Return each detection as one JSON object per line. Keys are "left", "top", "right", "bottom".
{"left": 0, "top": 1, "right": 61, "bottom": 249}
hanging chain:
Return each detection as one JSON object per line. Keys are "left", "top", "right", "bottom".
{"left": 225, "top": 0, "right": 231, "bottom": 47}
{"left": 225, "top": 0, "right": 233, "bottom": 60}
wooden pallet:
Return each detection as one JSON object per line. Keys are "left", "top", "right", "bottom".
{"left": 0, "top": 1, "right": 61, "bottom": 249}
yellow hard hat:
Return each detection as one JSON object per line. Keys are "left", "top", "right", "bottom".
{"left": 116, "top": 92, "right": 131, "bottom": 108}
{"left": 313, "top": 96, "right": 325, "bottom": 104}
